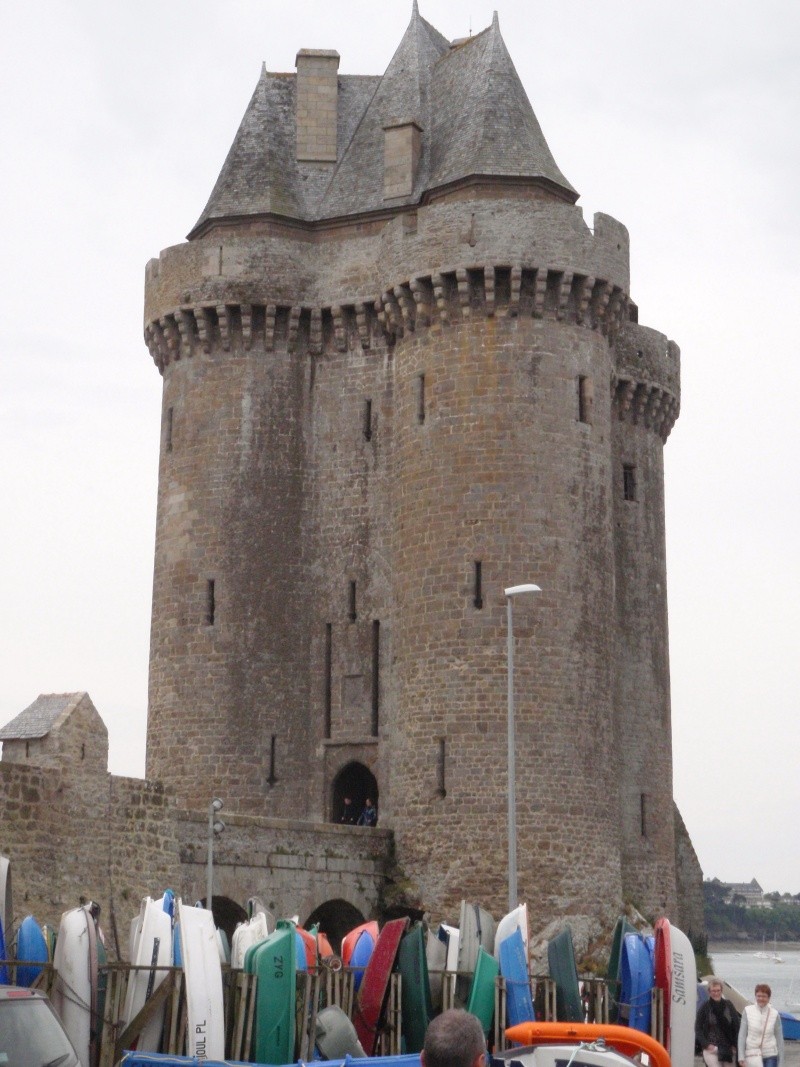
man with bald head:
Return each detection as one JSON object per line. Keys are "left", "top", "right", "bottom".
{"left": 422, "top": 1010, "right": 487, "bottom": 1067}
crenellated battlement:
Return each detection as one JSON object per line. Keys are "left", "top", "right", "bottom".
{"left": 611, "top": 321, "right": 681, "bottom": 441}
{"left": 612, "top": 378, "right": 679, "bottom": 442}
{"left": 144, "top": 263, "right": 629, "bottom": 370}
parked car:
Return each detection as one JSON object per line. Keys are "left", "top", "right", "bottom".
{"left": 0, "top": 986, "right": 80, "bottom": 1067}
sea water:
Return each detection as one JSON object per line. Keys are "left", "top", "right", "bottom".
{"left": 709, "top": 945, "right": 800, "bottom": 1013}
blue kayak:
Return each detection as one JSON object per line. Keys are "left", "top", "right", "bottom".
{"left": 15, "top": 915, "right": 48, "bottom": 987}
{"left": 121, "top": 1052, "right": 422, "bottom": 1067}
{"left": 499, "top": 927, "right": 535, "bottom": 1025}
{"left": 620, "top": 932, "right": 653, "bottom": 1032}
{"left": 350, "top": 927, "right": 375, "bottom": 991}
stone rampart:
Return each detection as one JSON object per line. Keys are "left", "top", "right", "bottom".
{"left": 0, "top": 751, "right": 389, "bottom": 959}
{"left": 144, "top": 195, "right": 631, "bottom": 325}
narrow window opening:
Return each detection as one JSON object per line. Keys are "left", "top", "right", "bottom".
{"left": 348, "top": 580, "right": 357, "bottom": 622}
{"left": 324, "top": 623, "right": 332, "bottom": 739}
{"left": 81, "top": 743, "right": 85, "bottom": 760}
{"left": 416, "top": 374, "right": 426, "bottom": 424}
{"left": 363, "top": 399, "right": 373, "bottom": 441}
{"left": 25, "top": 741, "right": 30, "bottom": 759}
{"left": 623, "top": 464, "right": 637, "bottom": 502}
{"left": 640, "top": 792, "right": 647, "bottom": 836}
{"left": 267, "top": 735, "right": 277, "bottom": 786}
{"left": 371, "top": 620, "right": 380, "bottom": 737}
{"left": 577, "top": 376, "right": 593, "bottom": 424}
{"left": 473, "top": 561, "right": 483, "bottom": 609}
{"left": 165, "top": 406, "right": 174, "bottom": 452}
{"left": 206, "top": 579, "right": 216, "bottom": 625}
{"left": 436, "top": 738, "right": 447, "bottom": 798}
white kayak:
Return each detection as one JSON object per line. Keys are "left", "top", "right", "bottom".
{"left": 231, "top": 911, "right": 269, "bottom": 969}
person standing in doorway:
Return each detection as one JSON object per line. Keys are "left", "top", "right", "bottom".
{"left": 340, "top": 797, "right": 357, "bottom": 824}
{"left": 357, "top": 798, "right": 378, "bottom": 826}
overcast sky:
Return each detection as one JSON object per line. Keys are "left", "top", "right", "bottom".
{"left": 2, "top": 1, "right": 799, "bottom": 897}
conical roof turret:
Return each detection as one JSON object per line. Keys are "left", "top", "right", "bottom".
{"left": 426, "top": 12, "right": 576, "bottom": 200}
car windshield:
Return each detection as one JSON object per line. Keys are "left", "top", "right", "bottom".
{"left": 0, "top": 998, "right": 79, "bottom": 1067}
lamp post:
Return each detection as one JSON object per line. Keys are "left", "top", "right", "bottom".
{"left": 206, "top": 797, "right": 225, "bottom": 913}
{"left": 504, "top": 583, "right": 541, "bottom": 913}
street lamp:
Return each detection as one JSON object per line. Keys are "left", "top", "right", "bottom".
{"left": 206, "top": 797, "right": 225, "bottom": 914}
{"left": 504, "top": 583, "right": 541, "bottom": 913}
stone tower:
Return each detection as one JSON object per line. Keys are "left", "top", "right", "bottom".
{"left": 143, "top": 6, "right": 681, "bottom": 924}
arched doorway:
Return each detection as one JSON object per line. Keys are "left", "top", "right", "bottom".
{"left": 305, "top": 898, "right": 365, "bottom": 954}
{"left": 202, "top": 894, "right": 247, "bottom": 946}
{"left": 331, "top": 761, "right": 378, "bottom": 824}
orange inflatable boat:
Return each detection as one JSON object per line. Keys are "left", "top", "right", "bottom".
{"left": 505, "top": 1022, "right": 670, "bottom": 1067}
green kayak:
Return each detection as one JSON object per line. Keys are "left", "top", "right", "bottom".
{"left": 398, "top": 922, "right": 434, "bottom": 1052}
{"left": 547, "top": 926, "right": 583, "bottom": 1022}
{"left": 466, "top": 945, "right": 499, "bottom": 1035}
{"left": 607, "top": 915, "right": 634, "bottom": 1022}
{"left": 244, "top": 918, "right": 297, "bottom": 1064}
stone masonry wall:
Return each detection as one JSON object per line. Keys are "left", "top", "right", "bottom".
{"left": 674, "top": 803, "right": 705, "bottom": 938}
{"left": 147, "top": 330, "right": 313, "bottom": 815}
{"left": 612, "top": 321, "right": 680, "bottom": 921}
{"left": 0, "top": 753, "right": 389, "bottom": 960}
{"left": 387, "top": 313, "right": 622, "bottom": 923}
{"left": 176, "top": 810, "right": 390, "bottom": 928}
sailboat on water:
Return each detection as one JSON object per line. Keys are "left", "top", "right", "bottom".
{"left": 755, "top": 933, "right": 784, "bottom": 962}
{"left": 771, "top": 934, "right": 783, "bottom": 964}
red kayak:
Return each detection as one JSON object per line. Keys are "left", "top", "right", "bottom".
{"left": 353, "top": 917, "right": 409, "bottom": 1054}
{"left": 653, "top": 917, "right": 672, "bottom": 1047}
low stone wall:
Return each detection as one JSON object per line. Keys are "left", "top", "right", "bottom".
{"left": 0, "top": 758, "right": 391, "bottom": 960}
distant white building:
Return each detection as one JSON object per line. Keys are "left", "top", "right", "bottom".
{"left": 722, "top": 878, "right": 766, "bottom": 907}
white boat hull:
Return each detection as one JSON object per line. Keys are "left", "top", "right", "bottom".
{"left": 124, "top": 896, "right": 173, "bottom": 1051}
{"left": 178, "top": 901, "right": 225, "bottom": 1060}
{"left": 51, "top": 905, "right": 96, "bottom": 1067}
{"left": 665, "top": 922, "right": 698, "bottom": 1067}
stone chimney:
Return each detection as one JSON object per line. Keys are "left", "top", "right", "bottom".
{"left": 295, "top": 49, "right": 340, "bottom": 163}
{"left": 383, "top": 120, "right": 422, "bottom": 200}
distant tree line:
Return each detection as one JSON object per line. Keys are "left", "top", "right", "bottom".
{"left": 704, "top": 880, "right": 800, "bottom": 940}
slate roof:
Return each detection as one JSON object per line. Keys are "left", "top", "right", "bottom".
{"left": 0, "top": 693, "right": 87, "bottom": 741}
{"left": 190, "top": 5, "right": 576, "bottom": 236}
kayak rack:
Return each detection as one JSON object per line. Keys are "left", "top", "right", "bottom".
{"left": 13, "top": 961, "right": 664, "bottom": 1067}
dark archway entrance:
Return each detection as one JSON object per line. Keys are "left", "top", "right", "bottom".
{"left": 305, "top": 898, "right": 365, "bottom": 954}
{"left": 203, "top": 894, "right": 247, "bottom": 946}
{"left": 331, "top": 761, "right": 378, "bottom": 824}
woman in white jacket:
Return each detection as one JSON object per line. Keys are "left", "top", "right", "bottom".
{"left": 738, "top": 984, "right": 784, "bottom": 1067}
